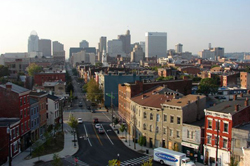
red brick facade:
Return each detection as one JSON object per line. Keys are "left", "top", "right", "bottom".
{"left": 34, "top": 72, "right": 65, "bottom": 86}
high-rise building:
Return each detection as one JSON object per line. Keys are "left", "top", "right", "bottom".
{"left": 69, "top": 47, "right": 83, "bottom": 58}
{"left": 175, "top": 43, "right": 183, "bottom": 54}
{"left": 53, "top": 41, "right": 64, "bottom": 53}
{"left": 118, "top": 30, "right": 131, "bottom": 55}
{"left": 39, "top": 39, "right": 51, "bottom": 57}
{"left": 145, "top": 32, "right": 167, "bottom": 58}
{"left": 107, "top": 39, "right": 126, "bottom": 57}
{"left": 28, "top": 31, "right": 39, "bottom": 53}
{"left": 139, "top": 41, "right": 145, "bottom": 52}
{"left": 98, "top": 37, "right": 107, "bottom": 61}
{"left": 131, "top": 44, "right": 144, "bottom": 62}
{"left": 79, "top": 40, "right": 89, "bottom": 48}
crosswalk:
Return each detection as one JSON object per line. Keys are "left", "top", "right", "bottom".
{"left": 64, "top": 156, "right": 89, "bottom": 166}
{"left": 119, "top": 156, "right": 151, "bottom": 166}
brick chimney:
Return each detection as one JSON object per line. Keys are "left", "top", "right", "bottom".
{"left": 245, "top": 98, "right": 249, "bottom": 107}
{"left": 233, "top": 94, "right": 237, "bottom": 101}
{"left": 6, "top": 84, "right": 12, "bottom": 90}
{"left": 235, "top": 104, "right": 239, "bottom": 112}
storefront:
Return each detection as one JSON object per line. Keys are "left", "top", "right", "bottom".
{"left": 181, "top": 141, "right": 203, "bottom": 163}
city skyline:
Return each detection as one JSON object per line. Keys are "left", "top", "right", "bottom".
{"left": 0, "top": 0, "right": 250, "bottom": 58}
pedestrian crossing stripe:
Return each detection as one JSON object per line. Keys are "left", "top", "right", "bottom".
{"left": 119, "top": 156, "right": 150, "bottom": 166}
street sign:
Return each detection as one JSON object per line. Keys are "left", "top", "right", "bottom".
{"left": 106, "top": 93, "right": 115, "bottom": 99}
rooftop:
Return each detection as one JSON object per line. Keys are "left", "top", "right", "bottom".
{"left": 235, "top": 123, "right": 250, "bottom": 132}
{"left": 0, "top": 82, "right": 30, "bottom": 94}
{"left": 30, "top": 98, "right": 38, "bottom": 105}
{"left": 163, "top": 94, "right": 205, "bottom": 107}
{"left": 0, "top": 118, "right": 20, "bottom": 127}
{"left": 47, "top": 94, "right": 59, "bottom": 101}
{"left": 30, "top": 91, "right": 47, "bottom": 97}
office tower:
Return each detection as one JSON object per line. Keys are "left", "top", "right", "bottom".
{"left": 38, "top": 39, "right": 51, "bottom": 57}
{"left": 139, "top": 41, "right": 145, "bottom": 52}
{"left": 53, "top": 41, "right": 64, "bottom": 53}
{"left": 211, "top": 47, "right": 224, "bottom": 60}
{"left": 107, "top": 39, "right": 126, "bottom": 57}
{"left": 175, "top": 43, "right": 183, "bottom": 54}
{"left": 69, "top": 47, "right": 83, "bottom": 58}
{"left": 79, "top": 40, "right": 89, "bottom": 48}
{"left": 145, "top": 32, "right": 167, "bottom": 58}
{"left": 98, "top": 37, "right": 107, "bottom": 62}
{"left": 118, "top": 30, "right": 131, "bottom": 55}
{"left": 28, "top": 31, "right": 39, "bottom": 53}
{"left": 131, "top": 44, "right": 144, "bottom": 62}
{"left": 102, "top": 50, "right": 108, "bottom": 67}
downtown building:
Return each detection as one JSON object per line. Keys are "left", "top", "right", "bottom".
{"left": 118, "top": 30, "right": 131, "bottom": 55}
{"left": 39, "top": 39, "right": 52, "bottom": 57}
{"left": 145, "top": 32, "right": 167, "bottom": 58}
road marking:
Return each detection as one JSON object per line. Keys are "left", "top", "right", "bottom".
{"left": 92, "top": 124, "right": 103, "bottom": 146}
{"left": 102, "top": 124, "right": 114, "bottom": 145}
{"left": 102, "top": 112, "right": 111, "bottom": 121}
{"left": 84, "top": 124, "right": 92, "bottom": 147}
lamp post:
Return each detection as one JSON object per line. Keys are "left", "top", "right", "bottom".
{"left": 125, "top": 126, "right": 127, "bottom": 142}
{"left": 7, "top": 125, "right": 11, "bottom": 166}
{"left": 29, "top": 140, "right": 32, "bottom": 156}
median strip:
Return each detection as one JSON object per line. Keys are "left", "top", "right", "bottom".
{"left": 92, "top": 124, "right": 103, "bottom": 146}
{"left": 84, "top": 124, "right": 92, "bottom": 147}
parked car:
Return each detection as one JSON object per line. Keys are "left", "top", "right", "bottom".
{"left": 95, "top": 123, "right": 101, "bottom": 129}
{"left": 78, "top": 102, "right": 83, "bottom": 107}
{"left": 93, "top": 118, "right": 99, "bottom": 123}
{"left": 78, "top": 118, "right": 83, "bottom": 124}
{"left": 87, "top": 106, "right": 91, "bottom": 110}
{"left": 98, "top": 127, "right": 105, "bottom": 134}
{"left": 91, "top": 109, "right": 95, "bottom": 113}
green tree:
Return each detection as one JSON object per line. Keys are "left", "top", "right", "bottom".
{"left": 27, "top": 63, "right": 43, "bottom": 76}
{"left": 119, "top": 124, "right": 125, "bottom": 137}
{"left": 156, "top": 76, "right": 164, "bottom": 81}
{"left": 108, "top": 159, "right": 118, "bottom": 166}
{"left": 32, "top": 142, "right": 44, "bottom": 161}
{"left": 66, "top": 82, "right": 74, "bottom": 93}
{"left": 82, "top": 84, "right": 88, "bottom": 92}
{"left": 227, "top": 156, "right": 239, "bottom": 166}
{"left": 0, "top": 65, "right": 10, "bottom": 77}
{"left": 138, "top": 136, "right": 146, "bottom": 150}
{"left": 95, "top": 62, "right": 103, "bottom": 67}
{"left": 198, "top": 78, "right": 219, "bottom": 95}
{"left": 141, "top": 158, "right": 153, "bottom": 166}
{"left": 52, "top": 153, "right": 63, "bottom": 166}
{"left": 67, "top": 114, "right": 78, "bottom": 144}
{"left": 192, "top": 77, "right": 201, "bottom": 83}
{"left": 86, "top": 78, "right": 103, "bottom": 103}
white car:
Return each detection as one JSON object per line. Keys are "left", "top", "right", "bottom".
{"left": 95, "top": 123, "right": 101, "bottom": 129}
{"left": 78, "top": 118, "right": 83, "bottom": 124}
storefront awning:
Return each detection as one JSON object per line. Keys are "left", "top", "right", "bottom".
{"left": 181, "top": 141, "right": 199, "bottom": 150}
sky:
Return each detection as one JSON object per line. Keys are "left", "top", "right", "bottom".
{"left": 0, "top": 0, "right": 250, "bottom": 58}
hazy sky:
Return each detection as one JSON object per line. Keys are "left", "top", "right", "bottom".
{"left": 0, "top": 0, "right": 249, "bottom": 58}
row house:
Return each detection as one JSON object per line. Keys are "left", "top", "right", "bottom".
{"left": 128, "top": 85, "right": 206, "bottom": 152}
{"left": 0, "top": 83, "right": 31, "bottom": 151}
{"left": 0, "top": 118, "right": 20, "bottom": 165}
{"left": 203, "top": 94, "right": 250, "bottom": 166}
{"left": 29, "top": 91, "right": 47, "bottom": 138}
{"left": 34, "top": 72, "right": 65, "bottom": 86}
{"left": 29, "top": 98, "right": 40, "bottom": 141}
{"left": 47, "top": 94, "right": 60, "bottom": 126}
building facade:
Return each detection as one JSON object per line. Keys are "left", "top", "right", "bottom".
{"left": 145, "top": 32, "right": 167, "bottom": 58}
{"left": 29, "top": 98, "right": 40, "bottom": 141}
{"left": 118, "top": 30, "right": 131, "bottom": 55}
{"left": 79, "top": 40, "right": 89, "bottom": 48}
{"left": 131, "top": 44, "right": 144, "bottom": 63}
{"left": 28, "top": 31, "right": 39, "bottom": 53}
{"left": 34, "top": 72, "right": 66, "bottom": 86}
{"left": 38, "top": 39, "right": 51, "bottom": 57}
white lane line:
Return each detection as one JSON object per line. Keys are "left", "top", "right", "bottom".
{"left": 102, "top": 112, "right": 111, "bottom": 121}
{"left": 102, "top": 124, "right": 114, "bottom": 145}
{"left": 84, "top": 124, "right": 92, "bottom": 147}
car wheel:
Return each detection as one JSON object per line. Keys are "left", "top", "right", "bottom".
{"left": 160, "top": 160, "right": 164, "bottom": 165}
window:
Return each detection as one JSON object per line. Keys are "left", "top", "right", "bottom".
{"left": 150, "top": 113, "right": 153, "bottom": 120}
{"left": 191, "top": 131, "right": 194, "bottom": 139}
{"left": 20, "top": 98, "right": 22, "bottom": 106}
{"left": 31, "top": 109, "right": 33, "bottom": 116}
{"left": 177, "top": 117, "right": 181, "bottom": 124}
{"left": 223, "top": 138, "right": 228, "bottom": 148}
{"left": 24, "top": 97, "right": 26, "bottom": 105}
{"left": 187, "top": 130, "right": 190, "bottom": 138}
{"left": 207, "top": 135, "right": 212, "bottom": 144}
{"left": 55, "top": 103, "right": 56, "bottom": 109}
{"left": 143, "top": 112, "right": 147, "bottom": 119}
{"left": 21, "top": 124, "right": 23, "bottom": 133}
{"left": 170, "top": 129, "right": 173, "bottom": 137}
{"left": 156, "top": 126, "right": 159, "bottom": 133}
{"left": 16, "top": 127, "right": 19, "bottom": 136}
{"left": 150, "top": 125, "right": 153, "bottom": 132}
{"left": 163, "top": 127, "right": 166, "bottom": 134}
{"left": 156, "top": 114, "right": 160, "bottom": 122}
{"left": 170, "top": 116, "right": 174, "bottom": 123}
{"left": 20, "top": 110, "right": 23, "bottom": 119}
{"left": 177, "top": 131, "right": 180, "bottom": 138}
{"left": 24, "top": 122, "right": 26, "bottom": 131}
{"left": 224, "top": 123, "right": 228, "bottom": 133}
{"left": 164, "top": 114, "right": 167, "bottom": 121}
{"left": 14, "top": 142, "right": 18, "bottom": 152}
{"left": 24, "top": 109, "right": 26, "bottom": 118}
{"left": 143, "top": 124, "right": 146, "bottom": 130}
{"left": 208, "top": 119, "right": 212, "bottom": 129}
{"left": 27, "top": 108, "right": 29, "bottom": 116}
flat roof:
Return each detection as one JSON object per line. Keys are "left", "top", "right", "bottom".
{"left": 0, "top": 82, "right": 30, "bottom": 94}
{"left": 0, "top": 118, "right": 20, "bottom": 127}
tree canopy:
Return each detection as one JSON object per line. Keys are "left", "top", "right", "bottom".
{"left": 67, "top": 114, "right": 78, "bottom": 130}
{"left": 0, "top": 65, "right": 9, "bottom": 77}
{"left": 198, "top": 78, "right": 219, "bottom": 95}
{"left": 27, "top": 63, "right": 43, "bottom": 76}
{"left": 86, "top": 78, "right": 103, "bottom": 103}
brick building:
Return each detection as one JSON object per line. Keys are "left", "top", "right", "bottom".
{"left": 158, "top": 68, "right": 177, "bottom": 77}
{"left": 34, "top": 72, "right": 65, "bottom": 86}
{"left": 178, "top": 67, "right": 201, "bottom": 76}
{"left": 29, "top": 91, "right": 47, "bottom": 138}
{"left": 0, "top": 83, "right": 31, "bottom": 151}
{"left": 203, "top": 94, "right": 250, "bottom": 166}
{"left": 240, "top": 72, "right": 250, "bottom": 89}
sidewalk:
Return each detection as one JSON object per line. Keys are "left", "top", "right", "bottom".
{"left": 111, "top": 123, "right": 205, "bottom": 166}
{"left": 3, "top": 123, "right": 78, "bottom": 166}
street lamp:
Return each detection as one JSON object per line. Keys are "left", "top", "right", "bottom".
{"left": 125, "top": 126, "right": 127, "bottom": 142}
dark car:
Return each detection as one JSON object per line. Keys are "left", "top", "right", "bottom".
{"left": 87, "top": 106, "right": 91, "bottom": 110}
{"left": 91, "top": 109, "right": 95, "bottom": 113}
{"left": 78, "top": 102, "right": 83, "bottom": 107}
{"left": 93, "top": 118, "right": 99, "bottom": 123}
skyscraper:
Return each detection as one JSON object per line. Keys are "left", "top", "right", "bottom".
{"left": 145, "top": 32, "right": 167, "bottom": 58}
{"left": 53, "top": 41, "right": 64, "bottom": 53}
{"left": 118, "top": 30, "right": 131, "bottom": 55}
{"left": 98, "top": 36, "right": 107, "bottom": 61}
{"left": 28, "top": 31, "right": 39, "bottom": 53}
{"left": 175, "top": 43, "right": 183, "bottom": 54}
{"left": 38, "top": 39, "right": 51, "bottom": 57}
{"left": 79, "top": 40, "right": 89, "bottom": 48}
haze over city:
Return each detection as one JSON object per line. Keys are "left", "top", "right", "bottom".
{"left": 0, "top": 0, "right": 250, "bottom": 58}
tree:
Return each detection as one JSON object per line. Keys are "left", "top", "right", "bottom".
{"left": 141, "top": 158, "right": 153, "bottom": 166}
{"left": 95, "top": 62, "right": 103, "bottom": 67}
{"left": 52, "top": 153, "right": 63, "bottom": 166}
{"left": 67, "top": 114, "right": 78, "bottom": 144}
{"left": 227, "top": 156, "right": 239, "bottom": 166}
{"left": 27, "top": 63, "right": 43, "bottom": 76}
{"left": 108, "top": 159, "right": 118, "bottom": 166}
{"left": 198, "top": 78, "right": 219, "bottom": 95}
{"left": 66, "top": 82, "right": 74, "bottom": 93}
{"left": 32, "top": 141, "right": 44, "bottom": 161}
{"left": 0, "top": 65, "right": 9, "bottom": 77}
{"left": 119, "top": 124, "right": 125, "bottom": 137}
{"left": 192, "top": 77, "right": 201, "bottom": 83}
{"left": 138, "top": 136, "right": 146, "bottom": 150}
{"left": 86, "top": 78, "right": 103, "bottom": 103}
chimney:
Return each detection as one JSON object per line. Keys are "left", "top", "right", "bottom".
{"left": 233, "top": 94, "right": 237, "bottom": 101}
{"left": 235, "top": 104, "right": 239, "bottom": 112}
{"left": 245, "top": 98, "right": 249, "bottom": 107}
{"left": 6, "top": 84, "right": 12, "bottom": 90}
{"left": 240, "top": 93, "right": 243, "bottom": 97}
